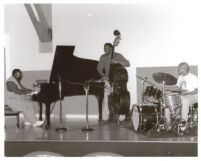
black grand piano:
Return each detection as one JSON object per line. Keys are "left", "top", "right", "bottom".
{"left": 33, "top": 46, "right": 104, "bottom": 129}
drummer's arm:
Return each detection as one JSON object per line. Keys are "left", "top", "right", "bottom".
{"left": 166, "top": 85, "right": 180, "bottom": 91}
{"left": 182, "top": 88, "right": 198, "bottom": 96}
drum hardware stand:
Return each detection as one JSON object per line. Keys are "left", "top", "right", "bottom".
{"left": 56, "top": 79, "right": 67, "bottom": 132}
{"left": 155, "top": 81, "right": 166, "bottom": 131}
{"left": 177, "top": 120, "right": 188, "bottom": 136}
{"left": 152, "top": 105, "right": 165, "bottom": 132}
{"left": 188, "top": 105, "right": 197, "bottom": 128}
{"left": 167, "top": 104, "right": 185, "bottom": 134}
{"left": 141, "top": 78, "right": 146, "bottom": 105}
{"left": 162, "top": 81, "right": 166, "bottom": 108}
{"left": 188, "top": 106, "right": 193, "bottom": 127}
{"left": 82, "top": 83, "right": 93, "bottom": 132}
{"left": 155, "top": 107, "right": 159, "bottom": 127}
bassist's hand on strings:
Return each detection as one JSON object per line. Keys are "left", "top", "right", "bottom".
{"left": 110, "top": 59, "right": 119, "bottom": 64}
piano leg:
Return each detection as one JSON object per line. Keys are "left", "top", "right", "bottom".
{"left": 45, "top": 102, "right": 51, "bottom": 129}
{"left": 39, "top": 102, "right": 43, "bottom": 121}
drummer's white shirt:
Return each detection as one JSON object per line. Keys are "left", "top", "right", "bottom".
{"left": 176, "top": 73, "right": 198, "bottom": 92}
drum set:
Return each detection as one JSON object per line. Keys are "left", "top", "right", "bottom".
{"left": 132, "top": 73, "right": 198, "bottom": 135}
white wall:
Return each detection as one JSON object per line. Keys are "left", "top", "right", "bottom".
{"left": 4, "top": 2, "right": 201, "bottom": 106}
{"left": 52, "top": 3, "right": 201, "bottom": 105}
{"left": 4, "top": 4, "right": 54, "bottom": 77}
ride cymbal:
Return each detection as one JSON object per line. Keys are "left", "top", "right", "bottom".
{"left": 153, "top": 73, "right": 177, "bottom": 85}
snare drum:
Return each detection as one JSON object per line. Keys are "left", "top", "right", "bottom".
{"left": 144, "top": 86, "right": 162, "bottom": 103}
{"left": 132, "top": 104, "right": 158, "bottom": 132}
{"left": 164, "top": 93, "right": 181, "bottom": 111}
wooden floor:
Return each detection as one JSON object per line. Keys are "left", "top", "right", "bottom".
{"left": 4, "top": 117, "right": 198, "bottom": 156}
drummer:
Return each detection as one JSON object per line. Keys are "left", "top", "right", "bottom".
{"left": 165, "top": 62, "right": 198, "bottom": 123}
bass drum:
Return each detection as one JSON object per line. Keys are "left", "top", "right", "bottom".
{"left": 132, "top": 104, "right": 158, "bottom": 132}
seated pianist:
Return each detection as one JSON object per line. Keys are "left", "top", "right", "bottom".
{"left": 5, "top": 69, "right": 44, "bottom": 127}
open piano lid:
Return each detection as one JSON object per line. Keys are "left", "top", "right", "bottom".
{"left": 49, "top": 45, "right": 102, "bottom": 83}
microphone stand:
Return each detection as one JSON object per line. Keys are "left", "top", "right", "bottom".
{"left": 82, "top": 83, "right": 93, "bottom": 132}
{"left": 141, "top": 77, "right": 148, "bottom": 105}
{"left": 56, "top": 77, "right": 67, "bottom": 132}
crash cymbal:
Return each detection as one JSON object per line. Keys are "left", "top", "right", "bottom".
{"left": 153, "top": 73, "right": 177, "bottom": 85}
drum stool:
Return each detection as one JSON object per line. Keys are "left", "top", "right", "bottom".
{"left": 4, "top": 105, "right": 21, "bottom": 128}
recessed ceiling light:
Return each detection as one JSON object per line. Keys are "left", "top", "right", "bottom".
{"left": 87, "top": 13, "right": 92, "bottom": 16}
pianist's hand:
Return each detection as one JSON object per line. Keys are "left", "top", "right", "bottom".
{"left": 25, "top": 92, "right": 33, "bottom": 100}
{"left": 25, "top": 91, "right": 39, "bottom": 100}
{"left": 26, "top": 89, "right": 33, "bottom": 92}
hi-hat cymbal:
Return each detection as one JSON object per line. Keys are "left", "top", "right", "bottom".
{"left": 153, "top": 73, "right": 177, "bottom": 85}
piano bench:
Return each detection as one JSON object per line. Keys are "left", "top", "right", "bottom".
{"left": 5, "top": 105, "right": 21, "bottom": 128}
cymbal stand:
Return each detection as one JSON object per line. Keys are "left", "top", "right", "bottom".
{"left": 82, "top": 83, "right": 93, "bottom": 132}
{"left": 155, "top": 81, "right": 166, "bottom": 131}
{"left": 161, "top": 80, "right": 173, "bottom": 131}
{"left": 56, "top": 79, "right": 67, "bottom": 132}
{"left": 160, "top": 81, "right": 166, "bottom": 121}
{"left": 141, "top": 79, "right": 146, "bottom": 105}
{"left": 162, "top": 81, "right": 166, "bottom": 110}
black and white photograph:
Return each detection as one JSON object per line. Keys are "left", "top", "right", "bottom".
{"left": 1, "top": 0, "right": 200, "bottom": 157}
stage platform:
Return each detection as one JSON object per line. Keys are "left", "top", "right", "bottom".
{"left": 4, "top": 118, "right": 197, "bottom": 157}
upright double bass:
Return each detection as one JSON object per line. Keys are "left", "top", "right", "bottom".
{"left": 108, "top": 30, "right": 130, "bottom": 117}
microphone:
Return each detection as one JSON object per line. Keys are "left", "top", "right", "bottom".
{"left": 113, "top": 30, "right": 120, "bottom": 36}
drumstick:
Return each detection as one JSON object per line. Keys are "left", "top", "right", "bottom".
{"left": 135, "top": 75, "right": 161, "bottom": 90}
